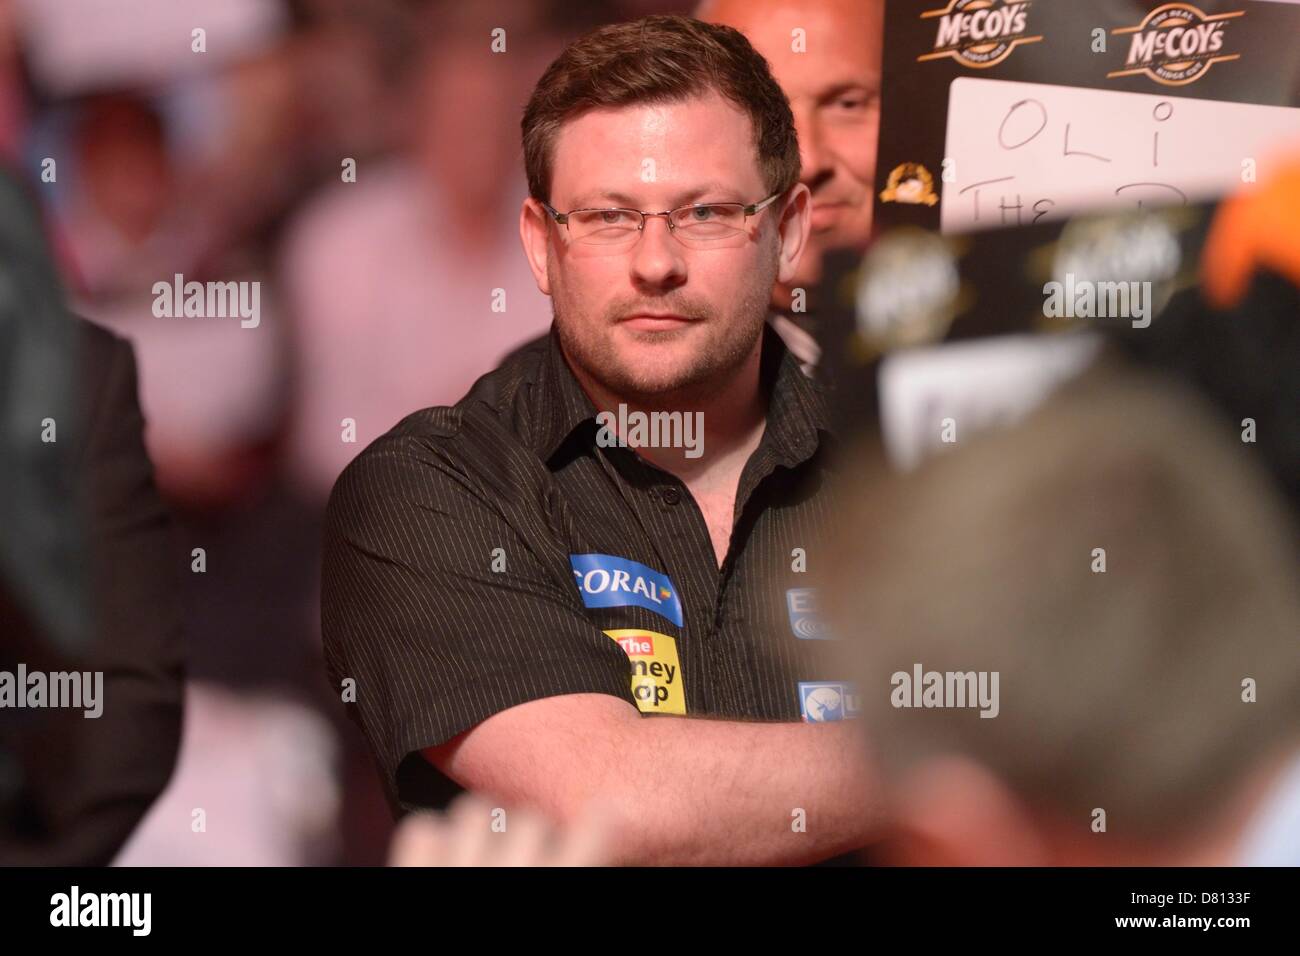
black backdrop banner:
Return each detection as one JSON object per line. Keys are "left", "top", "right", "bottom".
{"left": 874, "top": 0, "right": 1300, "bottom": 234}
{"left": 0, "top": 864, "right": 1289, "bottom": 943}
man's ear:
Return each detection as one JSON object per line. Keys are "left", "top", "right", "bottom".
{"left": 520, "top": 198, "right": 554, "bottom": 296}
{"left": 881, "top": 756, "right": 1051, "bottom": 867}
{"left": 775, "top": 183, "right": 812, "bottom": 287}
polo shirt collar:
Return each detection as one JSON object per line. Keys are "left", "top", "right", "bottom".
{"left": 531, "top": 327, "right": 600, "bottom": 462}
{"left": 758, "top": 321, "right": 831, "bottom": 469}
{"left": 529, "top": 320, "right": 831, "bottom": 467}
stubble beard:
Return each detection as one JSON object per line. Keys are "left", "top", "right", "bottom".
{"left": 552, "top": 270, "right": 776, "bottom": 408}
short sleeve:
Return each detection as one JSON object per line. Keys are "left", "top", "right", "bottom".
{"left": 321, "top": 418, "right": 634, "bottom": 806}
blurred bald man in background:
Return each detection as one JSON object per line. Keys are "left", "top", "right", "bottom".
{"left": 700, "top": 0, "right": 883, "bottom": 356}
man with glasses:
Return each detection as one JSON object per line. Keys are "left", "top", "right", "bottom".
{"left": 322, "top": 14, "right": 877, "bottom": 865}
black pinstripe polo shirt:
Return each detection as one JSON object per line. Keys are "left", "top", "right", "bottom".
{"left": 322, "top": 322, "right": 850, "bottom": 812}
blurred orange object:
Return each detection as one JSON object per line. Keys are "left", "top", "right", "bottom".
{"left": 1202, "top": 154, "right": 1300, "bottom": 309}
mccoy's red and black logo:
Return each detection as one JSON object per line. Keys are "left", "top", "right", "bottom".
{"left": 1109, "top": 3, "right": 1244, "bottom": 86}
{"left": 918, "top": 0, "right": 1042, "bottom": 69}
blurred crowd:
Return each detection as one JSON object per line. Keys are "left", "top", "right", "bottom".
{"left": 1, "top": 0, "right": 1297, "bottom": 868}
{"left": 2, "top": 0, "right": 681, "bottom": 865}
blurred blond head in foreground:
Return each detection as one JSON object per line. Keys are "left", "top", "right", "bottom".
{"left": 830, "top": 358, "right": 1300, "bottom": 866}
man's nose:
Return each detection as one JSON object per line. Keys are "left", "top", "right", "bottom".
{"left": 629, "top": 215, "right": 687, "bottom": 290}
{"left": 796, "top": 110, "right": 833, "bottom": 190}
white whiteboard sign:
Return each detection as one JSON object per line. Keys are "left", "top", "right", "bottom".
{"left": 879, "top": 333, "right": 1102, "bottom": 472}
{"left": 940, "top": 77, "right": 1300, "bottom": 234}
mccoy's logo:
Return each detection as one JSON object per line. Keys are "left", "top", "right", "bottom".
{"left": 1109, "top": 4, "right": 1244, "bottom": 86}
{"left": 919, "top": 0, "right": 1042, "bottom": 69}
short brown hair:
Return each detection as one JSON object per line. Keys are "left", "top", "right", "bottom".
{"left": 521, "top": 14, "right": 799, "bottom": 204}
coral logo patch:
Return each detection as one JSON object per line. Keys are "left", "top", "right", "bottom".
{"left": 571, "top": 553, "right": 684, "bottom": 627}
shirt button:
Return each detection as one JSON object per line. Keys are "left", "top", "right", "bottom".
{"left": 661, "top": 486, "right": 682, "bottom": 506}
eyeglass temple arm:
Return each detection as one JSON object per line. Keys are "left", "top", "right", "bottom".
{"left": 743, "top": 192, "right": 784, "bottom": 216}
{"left": 540, "top": 200, "right": 568, "bottom": 225}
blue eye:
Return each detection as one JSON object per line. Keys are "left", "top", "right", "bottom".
{"left": 673, "top": 204, "right": 745, "bottom": 239}
{"left": 567, "top": 209, "right": 643, "bottom": 244}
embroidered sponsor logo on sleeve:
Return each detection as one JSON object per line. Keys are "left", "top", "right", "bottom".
{"left": 570, "top": 553, "right": 684, "bottom": 627}
{"left": 786, "top": 588, "right": 832, "bottom": 639}
{"left": 798, "top": 682, "right": 861, "bottom": 722}
{"left": 605, "top": 629, "right": 686, "bottom": 715}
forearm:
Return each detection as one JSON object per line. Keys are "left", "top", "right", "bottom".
{"left": 431, "top": 695, "right": 880, "bottom": 866}
{"left": 591, "top": 715, "right": 879, "bottom": 866}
